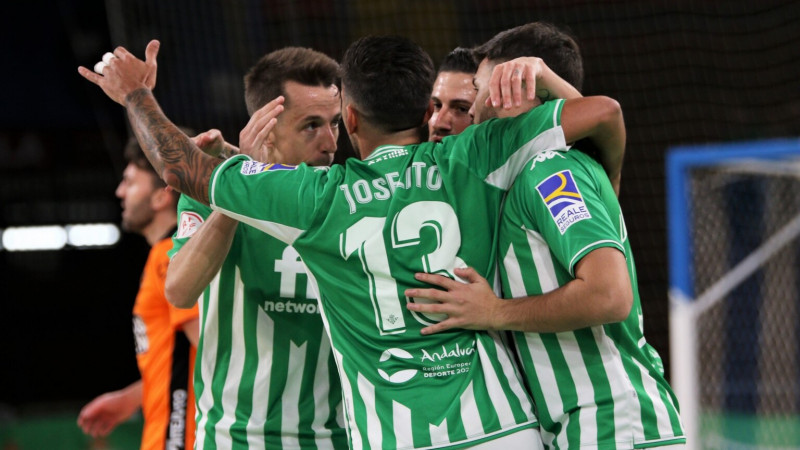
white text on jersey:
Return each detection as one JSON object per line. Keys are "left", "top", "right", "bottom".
{"left": 338, "top": 162, "right": 443, "bottom": 214}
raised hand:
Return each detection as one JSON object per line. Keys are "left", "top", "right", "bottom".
{"left": 192, "top": 129, "right": 239, "bottom": 159}
{"left": 78, "top": 39, "right": 161, "bottom": 106}
{"left": 238, "top": 96, "right": 285, "bottom": 160}
{"left": 487, "top": 56, "right": 581, "bottom": 113}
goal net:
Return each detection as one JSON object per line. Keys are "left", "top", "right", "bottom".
{"left": 667, "top": 138, "right": 800, "bottom": 449}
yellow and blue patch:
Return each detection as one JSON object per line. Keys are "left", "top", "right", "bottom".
{"left": 536, "top": 169, "right": 592, "bottom": 234}
{"left": 240, "top": 161, "right": 296, "bottom": 175}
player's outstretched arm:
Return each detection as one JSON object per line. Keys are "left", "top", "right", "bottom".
{"left": 560, "top": 96, "right": 626, "bottom": 194}
{"left": 77, "top": 380, "right": 142, "bottom": 438}
{"left": 405, "top": 248, "right": 632, "bottom": 335}
{"left": 78, "top": 40, "right": 221, "bottom": 204}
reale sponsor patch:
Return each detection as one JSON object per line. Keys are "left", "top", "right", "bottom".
{"left": 536, "top": 169, "right": 591, "bottom": 234}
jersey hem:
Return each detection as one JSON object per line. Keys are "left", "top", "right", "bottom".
{"left": 633, "top": 436, "right": 687, "bottom": 448}
{"left": 409, "top": 421, "right": 538, "bottom": 450}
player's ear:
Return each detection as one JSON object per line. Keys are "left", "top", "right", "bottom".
{"left": 151, "top": 186, "right": 174, "bottom": 210}
{"left": 344, "top": 104, "right": 359, "bottom": 135}
{"left": 421, "top": 99, "right": 434, "bottom": 127}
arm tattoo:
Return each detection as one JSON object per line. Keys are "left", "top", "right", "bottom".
{"left": 125, "top": 88, "right": 218, "bottom": 205}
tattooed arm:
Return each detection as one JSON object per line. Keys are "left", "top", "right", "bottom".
{"left": 78, "top": 39, "right": 220, "bottom": 204}
{"left": 125, "top": 88, "right": 218, "bottom": 204}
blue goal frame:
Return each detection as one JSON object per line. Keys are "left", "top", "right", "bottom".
{"left": 665, "top": 137, "right": 800, "bottom": 450}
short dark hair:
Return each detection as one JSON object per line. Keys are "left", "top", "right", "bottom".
{"left": 341, "top": 35, "right": 435, "bottom": 132}
{"left": 438, "top": 47, "right": 478, "bottom": 75}
{"left": 473, "top": 22, "right": 584, "bottom": 91}
{"left": 244, "top": 47, "right": 341, "bottom": 115}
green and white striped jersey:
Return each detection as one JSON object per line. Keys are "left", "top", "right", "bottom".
{"left": 207, "top": 100, "right": 571, "bottom": 449}
{"left": 170, "top": 195, "right": 346, "bottom": 449}
{"left": 498, "top": 149, "right": 685, "bottom": 449}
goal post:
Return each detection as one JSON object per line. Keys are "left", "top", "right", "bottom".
{"left": 667, "top": 138, "right": 800, "bottom": 450}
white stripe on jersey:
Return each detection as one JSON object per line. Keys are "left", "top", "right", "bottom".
{"left": 335, "top": 348, "right": 361, "bottom": 450}
{"left": 479, "top": 338, "right": 515, "bottom": 426}
{"left": 526, "top": 230, "right": 557, "bottom": 294}
{"left": 460, "top": 382, "right": 483, "bottom": 438}
{"left": 594, "top": 325, "right": 636, "bottom": 447}
{"left": 429, "top": 417, "right": 449, "bottom": 446}
{"left": 394, "top": 400, "right": 414, "bottom": 449}
{"left": 635, "top": 357, "right": 678, "bottom": 438}
{"left": 246, "top": 304, "right": 274, "bottom": 450}
{"left": 502, "top": 245, "right": 526, "bottom": 297}
{"left": 211, "top": 204, "right": 305, "bottom": 246}
{"left": 357, "top": 372, "right": 381, "bottom": 449}
{"left": 217, "top": 268, "right": 246, "bottom": 445}
{"left": 282, "top": 341, "right": 306, "bottom": 449}
{"left": 484, "top": 125, "right": 567, "bottom": 190}
{"left": 485, "top": 332, "right": 535, "bottom": 425}
{"left": 195, "top": 273, "right": 221, "bottom": 450}
{"left": 557, "top": 333, "right": 597, "bottom": 449}
{"left": 523, "top": 333, "right": 560, "bottom": 446}
{"left": 312, "top": 334, "right": 336, "bottom": 445}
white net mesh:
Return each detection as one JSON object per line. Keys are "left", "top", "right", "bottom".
{"left": 685, "top": 158, "right": 800, "bottom": 448}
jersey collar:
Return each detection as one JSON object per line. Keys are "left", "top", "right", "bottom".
{"left": 364, "top": 145, "right": 408, "bottom": 162}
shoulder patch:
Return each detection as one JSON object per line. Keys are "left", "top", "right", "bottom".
{"left": 176, "top": 211, "right": 204, "bottom": 238}
{"left": 240, "top": 161, "right": 296, "bottom": 175}
{"left": 536, "top": 169, "right": 592, "bottom": 234}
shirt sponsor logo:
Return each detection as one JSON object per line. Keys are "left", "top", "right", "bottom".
{"left": 263, "top": 299, "right": 320, "bottom": 314}
{"left": 166, "top": 389, "right": 187, "bottom": 450}
{"left": 536, "top": 169, "right": 591, "bottom": 234}
{"left": 527, "top": 150, "right": 565, "bottom": 171}
{"left": 132, "top": 315, "right": 148, "bottom": 354}
{"left": 377, "top": 341, "right": 475, "bottom": 384}
{"left": 378, "top": 348, "right": 418, "bottom": 383}
{"left": 240, "top": 161, "right": 296, "bottom": 175}
{"left": 176, "top": 211, "right": 203, "bottom": 238}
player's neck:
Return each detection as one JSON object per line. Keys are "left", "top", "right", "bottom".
{"left": 358, "top": 128, "right": 422, "bottom": 159}
{"left": 142, "top": 213, "right": 177, "bottom": 246}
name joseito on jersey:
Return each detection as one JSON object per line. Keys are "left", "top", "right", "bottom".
{"left": 170, "top": 195, "right": 346, "bottom": 450}
{"left": 498, "top": 150, "right": 685, "bottom": 449}
{"left": 208, "top": 100, "right": 569, "bottom": 449}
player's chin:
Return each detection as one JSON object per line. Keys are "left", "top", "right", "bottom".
{"left": 308, "top": 154, "right": 334, "bottom": 167}
{"left": 430, "top": 135, "right": 443, "bottom": 143}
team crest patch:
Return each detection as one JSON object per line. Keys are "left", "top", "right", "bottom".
{"left": 240, "top": 161, "right": 296, "bottom": 175}
{"left": 536, "top": 169, "right": 591, "bottom": 234}
{"left": 177, "top": 211, "right": 204, "bottom": 238}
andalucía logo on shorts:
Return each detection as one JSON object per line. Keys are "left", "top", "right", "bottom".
{"left": 536, "top": 169, "right": 591, "bottom": 234}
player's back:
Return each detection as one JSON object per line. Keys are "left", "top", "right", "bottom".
{"left": 209, "top": 99, "right": 570, "bottom": 448}
{"left": 294, "top": 137, "right": 534, "bottom": 449}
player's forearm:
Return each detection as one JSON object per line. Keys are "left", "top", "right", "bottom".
{"left": 498, "top": 284, "right": 623, "bottom": 333}
{"left": 165, "top": 212, "right": 237, "bottom": 308}
{"left": 561, "top": 96, "right": 625, "bottom": 184}
{"left": 588, "top": 98, "right": 625, "bottom": 186}
{"left": 124, "top": 88, "right": 219, "bottom": 204}
{"left": 536, "top": 62, "right": 582, "bottom": 102}
{"left": 498, "top": 248, "right": 632, "bottom": 333}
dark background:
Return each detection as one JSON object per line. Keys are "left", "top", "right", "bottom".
{"left": 2, "top": 0, "right": 800, "bottom": 420}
